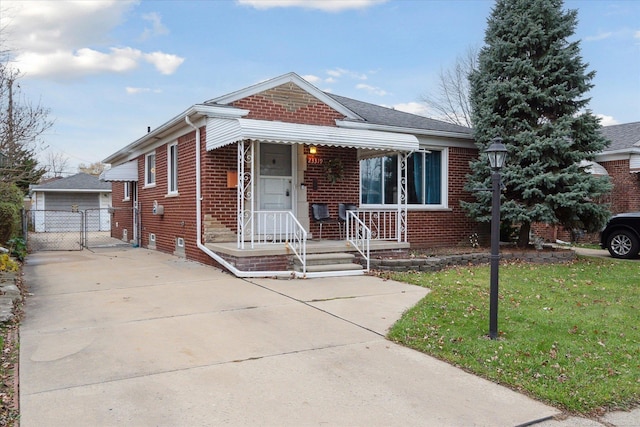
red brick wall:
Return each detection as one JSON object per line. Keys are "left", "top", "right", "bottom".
{"left": 131, "top": 132, "right": 196, "bottom": 258}
{"left": 200, "top": 137, "right": 239, "bottom": 233}
{"left": 231, "top": 83, "right": 344, "bottom": 126}
{"left": 305, "top": 145, "right": 359, "bottom": 239}
{"left": 602, "top": 159, "right": 640, "bottom": 213}
{"left": 109, "top": 181, "right": 134, "bottom": 241}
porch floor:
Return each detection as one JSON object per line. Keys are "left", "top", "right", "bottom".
{"left": 205, "top": 239, "right": 410, "bottom": 258}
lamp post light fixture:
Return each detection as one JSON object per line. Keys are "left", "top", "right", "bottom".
{"left": 486, "top": 137, "right": 508, "bottom": 340}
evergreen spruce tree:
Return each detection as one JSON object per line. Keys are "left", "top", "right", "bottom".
{"left": 465, "top": 0, "right": 612, "bottom": 247}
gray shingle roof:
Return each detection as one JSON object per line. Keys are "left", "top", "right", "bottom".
{"left": 31, "top": 173, "right": 112, "bottom": 192}
{"left": 325, "top": 93, "right": 473, "bottom": 135}
{"left": 600, "top": 122, "right": 640, "bottom": 152}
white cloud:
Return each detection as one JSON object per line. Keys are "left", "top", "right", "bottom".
{"left": 326, "top": 68, "right": 367, "bottom": 80}
{"left": 1, "top": 0, "right": 137, "bottom": 52}
{"left": 584, "top": 28, "right": 639, "bottom": 42}
{"left": 596, "top": 114, "right": 619, "bottom": 126}
{"left": 140, "top": 12, "right": 169, "bottom": 40}
{"left": 126, "top": 87, "right": 162, "bottom": 95}
{"left": 302, "top": 74, "right": 321, "bottom": 83}
{"left": 13, "top": 47, "right": 141, "bottom": 78}
{"left": 143, "top": 52, "right": 185, "bottom": 75}
{"left": 392, "top": 102, "right": 431, "bottom": 117}
{"left": 356, "top": 83, "right": 388, "bottom": 96}
{"left": 0, "top": 0, "right": 184, "bottom": 79}
{"left": 584, "top": 31, "right": 613, "bottom": 42}
{"left": 236, "top": 0, "right": 387, "bottom": 12}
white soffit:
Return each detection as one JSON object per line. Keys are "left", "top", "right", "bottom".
{"left": 579, "top": 160, "right": 609, "bottom": 176}
{"left": 206, "top": 118, "right": 419, "bottom": 153}
{"left": 99, "top": 161, "right": 138, "bottom": 182}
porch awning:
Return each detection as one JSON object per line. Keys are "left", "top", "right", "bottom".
{"left": 99, "top": 161, "right": 138, "bottom": 182}
{"left": 206, "top": 118, "right": 419, "bottom": 156}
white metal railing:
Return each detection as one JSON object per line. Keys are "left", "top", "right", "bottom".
{"left": 252, "top": 210, "right": 307, "bottom": 274}
{"left": 346, "top": 210, "right": 371, "bottom": 271}
{"left": 357, "top": 209, "right": 404, "bottom": 241}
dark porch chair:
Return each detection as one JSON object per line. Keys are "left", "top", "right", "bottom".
{"left": 338, "top": 203, "right": 358, "bottom": 238}
{"left": 311, "top": 203, "right": 340, "bottom": 239}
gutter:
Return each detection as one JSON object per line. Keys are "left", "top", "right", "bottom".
{"left": 335, "top": 119, "right": 475, "bottom": 141}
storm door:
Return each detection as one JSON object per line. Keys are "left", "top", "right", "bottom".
{"left": 257, "top": 143, "right": 293, "bottom": 236}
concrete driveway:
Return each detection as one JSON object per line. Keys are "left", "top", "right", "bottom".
{"left": 20, "top": 247, "right": 558, "bottom": 426}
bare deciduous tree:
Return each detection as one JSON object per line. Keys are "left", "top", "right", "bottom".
{"left": 421, "top": 46, "right": 478, "bottom": 128}
{"left": 0, "top": 64, "right": 52, "bottom": 191}
{"left": 78, "top": 161, "right": 108, "bottom": 177}
{"left": 44, "top": 151, "right": 70, "bottom": 178}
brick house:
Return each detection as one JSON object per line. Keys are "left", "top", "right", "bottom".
{"left": 101, "top": 72, "right": 477, "bottom": 277}
{"left": 596, "top": 122, "right": 640, "bottom": 213}
{"left": 533, "top": 121, "right": 640, "bottom": 243}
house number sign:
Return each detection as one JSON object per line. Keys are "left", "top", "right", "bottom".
{"left": 307, "top": 156, "right": 324, "bottom": 164}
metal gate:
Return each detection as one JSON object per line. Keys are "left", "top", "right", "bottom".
{"left": 24, "top": 208, "right": 139, "bottom": 251}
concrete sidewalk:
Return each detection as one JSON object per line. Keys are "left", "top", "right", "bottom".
{"left": 20, "top": 247, "right": 560, "bottom": 426}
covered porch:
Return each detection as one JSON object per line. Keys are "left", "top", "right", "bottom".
{"left": 203, "top": 117, "right": 420, "bottom": 277}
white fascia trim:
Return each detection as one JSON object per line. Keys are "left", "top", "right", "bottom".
{"left": 335, "top": 119, "right": 474, "bottom": 140}
{"left": 416, "top": 135, "right": 477, "bottom": 149}
{"left": 207, "top": 72, "right": 363, "bottom": 121}
{"left": 595, "top": 147, "right": 640, "bottom": 162}
{"left": 33, "top": 189, "right": 111, "bottom": 193}
{"left": 103, "top": 104, "right": 249, "bottom": 165}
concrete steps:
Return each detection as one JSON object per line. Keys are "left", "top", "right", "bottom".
{"left": 293, "top": 252, "right": 364, "bottom": 273}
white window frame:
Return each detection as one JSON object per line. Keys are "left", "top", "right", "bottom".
{"left": 167, "top": 142, "right": 178, "bottom": 195}
{"left": 359, "top": 147, "right": 449, "bottom": 210}
{"left": 123, "top": 182, "right": 130, "bottom": 201}
{"left": 145, "top": 152, "right": 156, "bottom": 187}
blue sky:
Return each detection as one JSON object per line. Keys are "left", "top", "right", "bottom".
{"left": 1, "top": 0, "right": 638, "bottom": 174}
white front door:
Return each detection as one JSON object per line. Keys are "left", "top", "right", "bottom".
{"left": 257, "top": 143, "right": 294, "bottom": 237}
{"left": 258, "top": 143, "right": 293, "bottom": 211}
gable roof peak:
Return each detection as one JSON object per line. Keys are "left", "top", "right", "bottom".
{"left": 205, "top": 72, "right": 362, "bottom": 121}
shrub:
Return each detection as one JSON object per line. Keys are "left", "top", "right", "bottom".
{"left": 0, "top": 182, "right": 24, "bottom": 206}
{"left": 7, "top": 237, "right": 26, "bottom": 261}
{"left": 0, "top": 203, "right": 20, "bottom": 245}
{"left": 0, "top": 183, "right": 23, "bottom": 245}
{"left": 0, "top": 254, "right": 18, "bottom": 272}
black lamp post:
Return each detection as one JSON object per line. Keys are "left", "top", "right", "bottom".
{"left": 486, "top": 137, "right": 508, "bottom": 340}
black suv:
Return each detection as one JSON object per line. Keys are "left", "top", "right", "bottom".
{"left": 600, "top": 212, "right": 640, "bottom": 259}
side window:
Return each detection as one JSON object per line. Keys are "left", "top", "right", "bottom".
{"left": 168, "top": 143, "right": 178, "bottom": 194}
{"left": 145, "top": 152, "right": 156, "bottom": 186}
{"left": 123, "top": 182, "right": 130, "bottom": 201}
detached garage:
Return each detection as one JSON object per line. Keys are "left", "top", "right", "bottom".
{"left": 29, "top": 173, "right": 112, "bottom": 232}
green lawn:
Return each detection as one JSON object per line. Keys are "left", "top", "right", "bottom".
{"left": 387, "top": 256, "right": 639, "bottom": 415}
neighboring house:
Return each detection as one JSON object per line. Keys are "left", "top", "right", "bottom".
{"left": 29, "top": 173, "right": 112, "bottom": 232}
{"left": 596, "top": 121, "right": 640, "bottom": 213}
{"left": 102, "top": 72, "right": 477, "bottom": 277}
{"left": 534, "top": 121, "right": 640, "bottom": 243}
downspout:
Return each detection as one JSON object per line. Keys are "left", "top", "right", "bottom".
{"left": 185, "top": 115, "right": 297, "bottom": 278}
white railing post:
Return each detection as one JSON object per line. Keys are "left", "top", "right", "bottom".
{"left": 347, "top": 210, "right": 370, "bottom": 272}
{"left": 252, "top": 210, "right": 307, "bottom": 275}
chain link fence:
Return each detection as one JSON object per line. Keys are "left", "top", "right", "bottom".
{"left": 24, "top": 208, "right": 137, "bottom": 251}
